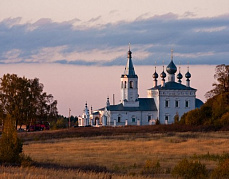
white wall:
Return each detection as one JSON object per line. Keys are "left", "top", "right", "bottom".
{"left": 158, "top": 90, "right": 196, "bottom": 124}
{"left": 100, "top": 110, "right": 157, "bottom": 126}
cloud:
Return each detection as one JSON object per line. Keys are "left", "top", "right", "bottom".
{"left": 194, "top": 26, "right": 227, "bottom": 32}
{"left": 88, "top": 16, "right": 102, "bottom": 23}
{"left": 0, "top": 14, "right": 228, "bottom": 65}
{"left": 182, "top": 11, "right": 197, "bottom": 18}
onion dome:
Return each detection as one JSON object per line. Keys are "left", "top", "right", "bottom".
{"left": 127, "top": 49, "right": 132, "bottom": 59}
{"left": 177, "top": 72, "right": 183, "bottom": 80}
{"left": 166, "top": 49, "right": 177, "bottom": 74}
{"left": 166, "top": 60, "right": 177, "bottom": 74}
{"left": 177, "top": 67, "right": 183, "bottom": 80}
{"left": 153, "top": 71, "right": 158, "bottom": 79}
{"left": 152, "top": 67, "right": 158, "bottom": 79}
{"left": 185, "top": 70, "right": 191, "bottom": 79}
{"left": 160, "top": 67, "right": 166, "bottom": 79}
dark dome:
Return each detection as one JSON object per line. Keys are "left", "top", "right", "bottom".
{"left": 185, "top": 71, "right": 191, "bottom": 78}
{"left": 160, "top": 71, "right": 166, "bottom": 78}
{"left": 177, "top": 72, "right": 183, "bottom": 79}
{"left": 153, "top": 71, "right": 158, "bottom": 79}
{"left": 166, "top": 61, "right": 177, "bottom": 74}
{"left": 127, "top": 50, "right": 132, "bottom": 58}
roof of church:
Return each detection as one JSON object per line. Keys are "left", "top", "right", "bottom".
{"left": 121, "top": 49, "right": 138, "bottom": 78}
{"left": 149, "top": 81, "right": 196, "bottom": 91}
{"left": 166, "top": 60, "right": 177, "bottom": 74}
{"left": 195, "top": 98, "right": 204, "bottom": 108}
{"left": 99, "top": 98, "right": 157, "bottom": 111}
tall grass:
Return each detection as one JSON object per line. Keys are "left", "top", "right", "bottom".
{"left": 2, "top": 130, "right": 229, "bottom": 178}
{"left": 21, "top": 132, "right": 229, "bottom": 177}
{"left": 0, "top": 166, "right": 154, "bottom": 179}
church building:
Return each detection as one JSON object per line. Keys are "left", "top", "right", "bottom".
{"left": 79, "top": 47, "right": 203, "bottom": 126}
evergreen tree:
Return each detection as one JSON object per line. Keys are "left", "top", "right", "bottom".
{"left": 0, "top": 115, "right": 22, "bottom": 164}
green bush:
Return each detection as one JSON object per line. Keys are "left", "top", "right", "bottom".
{"left": 0, "top": 115, "right": 22, "bottom": 164}
{"left": 51, "top": 118, "right": 67, "bottom": 129}
{"left": 211, "top": 159, "right": 229, "bottom": 179}
{"left": 172, "top": 158, "right": 208, "bottom": 179}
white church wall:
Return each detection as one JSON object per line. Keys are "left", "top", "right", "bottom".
{"left": 103, "top": 110, "right": 158, "bottom": 126}
{"left": 158, "top": 90, "right": 196, "bottom": 124}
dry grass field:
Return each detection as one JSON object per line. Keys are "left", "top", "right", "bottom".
{"left": 1, "top": 129, "right": 229, "bottom": 178}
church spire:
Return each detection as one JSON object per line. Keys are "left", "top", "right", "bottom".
{"left": 124, "top": 43, "right": 136, "bottom": 77}
{"left": 171, "top": 49, "right": 174, "bottom": 61}
{"left": 121, "top": 44, "right": 139, "bottom": 107}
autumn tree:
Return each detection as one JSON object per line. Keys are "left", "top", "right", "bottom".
{"left": 206, "top": 64, "right": 229, "bottom": 99}
{"left": 0, "top": 74, "right": 58, "bottom": 129}
{"left": 0, "top": 115, "right": 22, "bottom": 164}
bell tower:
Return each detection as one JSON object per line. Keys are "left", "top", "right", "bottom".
{"left": 120, "top": 44, "right": 139, "bottom": 107}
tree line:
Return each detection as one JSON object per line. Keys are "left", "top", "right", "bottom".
{"left": 0, "top": 74, "right": 58, "bottom": 129}
{"left": 179, "top": 64, "right": 229, "bottom": 126}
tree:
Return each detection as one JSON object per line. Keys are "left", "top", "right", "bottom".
{"left": 206, "top": 64, "right": 229, "bottom": 99}
{"left": 0, "top": 74, "right": 58, "bottom": 129}
{"left": 184, "top": 109, "right": 202, "bottom": 125}
{"left": 0, "top": 115, "right": 22, "bottom": 164}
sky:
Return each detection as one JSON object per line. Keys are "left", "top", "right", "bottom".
{"left": 0, "top": 0, "right": 228, "bottom": 116}
{"left": 0, "top": 0, "right": 229, "bottom": 65}
{"left": 0, "top": 64, "right": 216, "bottom": 116}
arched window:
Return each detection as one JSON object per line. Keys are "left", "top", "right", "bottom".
{"left": 124, "top": 81, "right": 127, "bottom": 88}
{"left": 130, "top": 81, "right": 133, "bottom": 88}
{"left": 121, "top": 81, "right": 123, "bottom": 88}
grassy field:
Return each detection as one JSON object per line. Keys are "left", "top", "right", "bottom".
{"left": 1, "top": 128, "right": 229, "bottom": 178}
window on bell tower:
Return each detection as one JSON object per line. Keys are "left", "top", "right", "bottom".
{"left": 130, "top": 81, "right": 133, "bottom": 88}
{"left": 124, "top": 81, "right": 127, "bottom": 88}
{"left": 185, "top": 100, "right": 189, "bottom": 108}
{"left": 165, "top": 100, "right": 169, "bottom": 107}
{"left": 175, "top": 100, "right": 179, "bottom": 108}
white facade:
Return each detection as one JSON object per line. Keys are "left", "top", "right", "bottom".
{"left": 99, "top": 108, "right": 158, "bottom": 126}
{"left": 78, "top": 103, "right": 90, "bottom": 126}
{"left": 147, "top": 89, "right": 196, "bottom": 124}
{"left": 85, "top": 48, "right": 203, "bottom": 126}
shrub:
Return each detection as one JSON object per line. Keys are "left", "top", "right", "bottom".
{"left": 174, "top": 113, "right": 179, "bottom": 124}
{"left": 172, "top": 158, "right": 208, "bottom": 179}
{"left": 218, "top": 112, "right": 229, "bottom": 126}
{"left": 185, "top": 109, "right": 202, "bottom": 125}
{"left": 141, "top": 159, "right": 161, "bottom": 175}
{"left": 211, "top": 159, "right": 229, "bottom": 179}
{"left": 52, "top": 118, "right": 67, "bottom": 129}
{"left": 20, "top": 154, "right": 34, "bottom": 167}
{"left": 155, "top": 118, "right": 160, "bottom": 125}
{"left": 0, "top": 115, "right": 22, "bottom": 164}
